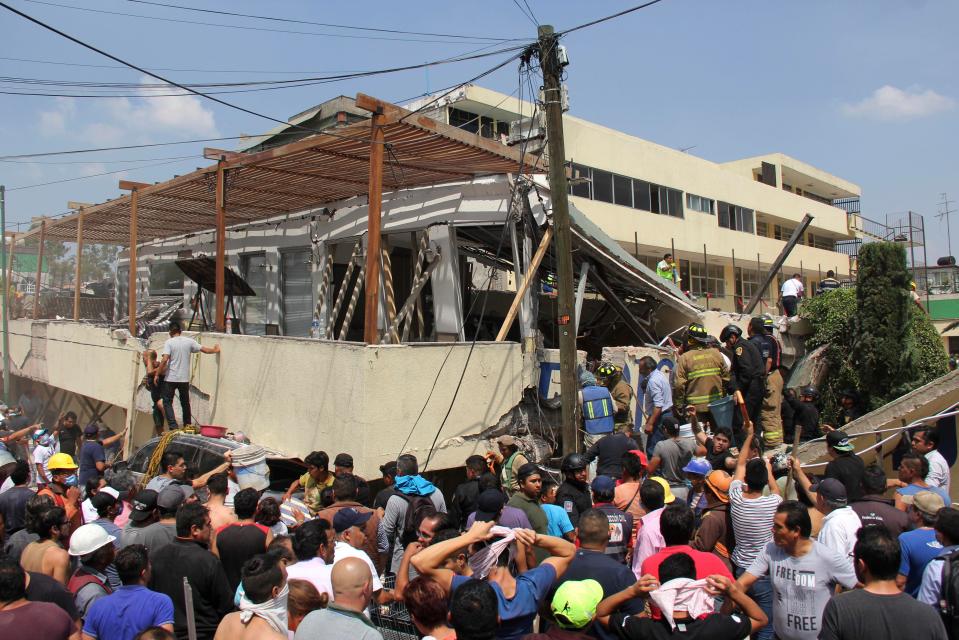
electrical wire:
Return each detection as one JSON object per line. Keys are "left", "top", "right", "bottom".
{"left": 21, "top": 0, "right": 512, "bottom": 45}
{"left": 0, "top": 55, "right": 368, "bottom": 75}
{"left": 511, "top": 0, "right": 538, "bottom": 27}
{"left": 0, "top": 153, "right": 206, "bottom": 165}
{"left": 122, "top": 0, "right": 517, "bottom": 42}
{"left": 559, "top": 0, "right": 667, "bottom": 35}
{"left": 0, "top": 134, "right": 282, "bottom": 161}
{"left": 5, "top": 156, "right": 200, "bottom": 191}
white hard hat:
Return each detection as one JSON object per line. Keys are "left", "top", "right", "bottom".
{"left": 68, "top": 524, "right": 116, "bottom": 556}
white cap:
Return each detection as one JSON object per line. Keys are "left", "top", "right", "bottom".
{"left": 68, "top": 524, "right": 117, "bottom": 556}
{"left": 99, "top": 487, "right": 120, "bottom": 500}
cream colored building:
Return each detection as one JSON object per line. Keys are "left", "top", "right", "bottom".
{"left": 409, "top": 85, "right": 862, "bottom": 313}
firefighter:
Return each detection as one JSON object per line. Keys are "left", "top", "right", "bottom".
{"left": 719, "top": 323, "right": 765, "bottom": 443}
{"left": 597, "top": 363, "right": 634, "bottom": 430}
{"left": 758, "top": 316, "right": 785, "bottom": 447}
{"left": 673, "top": 323, "right": 730, "bottom": 424}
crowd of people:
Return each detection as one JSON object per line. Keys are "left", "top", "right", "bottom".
{"left": 0, "top": 317, "right": 956, "bottom": 640}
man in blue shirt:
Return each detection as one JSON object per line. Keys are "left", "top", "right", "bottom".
{"left": 540, "top": 479, "right": 575, "bottom": 541}
{"left": 83, "top": 544, "right": 174, "bottom": 640}
{"left": 898, "top": 491, "right": 946, "bottom": 595}
{"left": 412, "top": 520, "right": 576, "bottom": 640}
{"left": 638, "top": 357, "right": 673, "bottom": 458}
{"left": 919, "top": 507, "right": 959, "bottom": 609}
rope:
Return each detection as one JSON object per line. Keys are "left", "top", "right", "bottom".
{"left": 140, "top": 428, "right": 183, "bottom": 489}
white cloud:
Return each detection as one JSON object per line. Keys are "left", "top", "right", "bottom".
{"left": 842, "top": 85, "right": 955, "bottom": 121}
{"left": 38, "top": 97, "right": 77, "bottom": 136}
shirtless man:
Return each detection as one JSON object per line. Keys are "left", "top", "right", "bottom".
{"left": 206, "top": 472, "right": 237, "bottom": 532}
{"left": 20, "top": 506, "right": 71, "bottom": 585}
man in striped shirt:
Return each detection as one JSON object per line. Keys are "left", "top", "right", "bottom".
{"left": 728, "top": 423, "right": 781, "bottom": 640}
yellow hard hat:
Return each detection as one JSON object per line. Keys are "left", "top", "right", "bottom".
{"left": 650, "top": 476, "right": 676, "bottom": 503}
{"left": 47, "top": 453, "right": 78, "bottom": 471}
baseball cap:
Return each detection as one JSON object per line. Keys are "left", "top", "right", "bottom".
{"left": 474, "top": 489, "right": 507, "bottom": 522}
{"left": 650, "top": 476, "right": 676, "bottom": 504}
{"left": 515, "top": 462, "right": 541, "bottom": 482}
{"left": 334, "top": 453, "right": 354, "bottom": 469}
{"left": 550, "top": 579, "right": 604, "bottom": 630}
{"left": 90, "top": 489, "right": 118, "bottom": 512}
{"left": 627, "top": 450, "right": 648, "bottom": 467}
{"left": 333, "top": 507, "right": 373, "bottom": 533}
{"left": 83, "top": 423, "right": 99, "bottom": 436}
{"left": 129, "top": 489, "right": 158, "bottom": 522}
{"left": 902, "top": 490, "right": 946, "bottom": 516}
{"left": 826, "top": 430, "right": 855, "bottom": 452}
{"left": 157, "top": 485, "right": 187, "bottom": 512}
{"left": 705, "top": 470, "right": 732, "bottom": 503}
{"left": 495, "top": 435, "right": 516, "bottom": 447}
{"left": 812, "top": 477, "right": 847, "bottom": 505}
{"left": 590, "top": 475, "right": 616, "bottom": 494}
{"left": 682, "top": 458, "right": 712, "bottom": 476}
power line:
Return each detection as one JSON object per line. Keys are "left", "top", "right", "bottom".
{"left": 5, "top": 156, "right": 200, "bottom": 191}
{"left": 0, "top": 135, "right": 274, "bottom": 161}
{"left": 122, "top": 0, "right": 516, "bottom": 42}
{"left": 22, "top": 0, "right": 512, "bottom": 45}
{"left": 559, "top": 0, "right": 667, "bottom": 35}
{"left": 511, "top": 0, "right": 538, "bottom": 27}
{"left": 0, "top": 153, "right": 204, "bottom": 165}
{"left": 0, "top": 55, "right": 367, "bottom": 75}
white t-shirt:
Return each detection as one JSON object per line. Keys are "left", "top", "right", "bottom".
{"left": 816, "top": 506, "right": 861, "bottom": 569}
{"left": 285, "top": 557, "right": 333, "bottom": 599}
{"left": 925, "top": 450, "right": 951, "bottom": 497}
{"left": 161, "top": 335, "right": 202, "bottom": 383}
{"left": 781, "top": 277, "right": 803, "bottom": 298}
{"left": 33, "top": 444, "right": 56, "bottom": 483}
{"left": 333, "top": 540, "right": 383, "bottom": 592}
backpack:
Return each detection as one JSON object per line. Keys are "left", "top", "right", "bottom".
{"left": 938, "top": 548, "right": 959, "bottom": 639}
{"left": 397, "top": 491, "right": 435, "bottom": 547}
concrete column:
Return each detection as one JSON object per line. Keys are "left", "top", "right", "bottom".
{"left": 428, "top": 225, "right": 464, "bottom": 342}
{"left": 311, "top": 241, "right": 330, "bottom": 338}
{"left": 265, "top": 248, "right": 281, "bottom": 329}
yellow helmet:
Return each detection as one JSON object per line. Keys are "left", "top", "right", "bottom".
{"left": 47, "top": 453, "right": 78, "bottom": 471}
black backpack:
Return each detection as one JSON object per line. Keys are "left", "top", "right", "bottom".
{"left": 397, "top": 492, "right": 435, "bottom": 547}
{"left": 938, "top": 548, "right": 959, "bottom": 639}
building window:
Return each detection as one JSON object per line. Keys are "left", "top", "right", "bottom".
{"left": 565, "top": 162, "right": 682, "bottom": 217}
{"left": 281, "top": 249, "right": 313, "bottom": 337}
{"left": 633, "top": 179, "right": 651, "bottom": 211}
{"left": 241, "top": 254, "right": 267, "bottom": 336}
{"left": 806, "top": 232, "right": 834, "bottom": 251}
{"left": 774, "top": 224, "right": 795, "bottom": 241}
{"left": 686, "top": 193, "right": 714, "bottom": 215}
{"left": 613, "top": 174, "right": 632, "bottom": 207}
{"left": 689, "top": 263, "right": 725, "bottom": 298}
{"left": 570, "top": 163, "right": 592, "bottom": 199}
{"left": 448, "top": 108, "right": 479, "bottom": 134}
{"left": 718, "top": 202, "right": 754, "bottom": 233}
{"left": 756, "top": 221, "right": 769, "bottom": 237}
{"left": 592, "top": 169, "right": 614, "bottom": 204}
{"left": 735, "top": 267, "right": 763, "bottom": 307}
{"left": 148, "top": 261, "right": 184, "bottom": 295}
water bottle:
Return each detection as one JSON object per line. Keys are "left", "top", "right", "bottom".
{"left": 310, "top": 319, "right": 320, "bottom": 339}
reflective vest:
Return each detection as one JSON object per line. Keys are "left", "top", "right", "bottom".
{"left": 582, "top": 385, "right": 616, "bottom": 434}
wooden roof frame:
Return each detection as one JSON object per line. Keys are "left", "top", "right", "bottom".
{"left": 22, "top": 93, "right": 544, "bottom": 246}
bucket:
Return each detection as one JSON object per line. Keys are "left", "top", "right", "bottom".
{"left": 231, "top": 444, "right": 270, "bottom": 491}
{"left": 708, "top": 396, "right": 735, "bottom": 430}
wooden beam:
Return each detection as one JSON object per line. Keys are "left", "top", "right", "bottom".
{"left": 496, "top": 225, "right": 553, "bottom": 341}
{"left": 73, "top": 207, "right": 84, "bottom": 321}
{"left": 118, "top": 180, "right": 151, "bottom": 191}
{"left": 67, "top": 201, "right": 93, "bottom": 210}
{"left": 33, "top": 220, "right": 46, "bottom": 320}
{"left": 214, "top": 161, "right": 226, "bottom": 332}
{"left": 355, "top": 93, "right": 406, "bottom": 122}
{"left": 203, "top": 147, "right": 245, "bottom": 161}
{"left": 128, "top": 188, "right": 139, "bottom": 335}
{"left": 363, "top": 109, "right": 386, "bottom": 344}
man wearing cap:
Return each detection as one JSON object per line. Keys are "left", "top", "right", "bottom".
{"left": 89, "top": 488, "right": 123, "bottom": 589}
{"left": 590, "top": 475, "right": 634, "bottom": 564}
{"left": 525, "top": 579, "right": 603, "bottom": 639}
{"left": 332, "top": 508, "right": 390, "bottom": 604}
{"left": 631, "top": 478, "right": 672, "bottom": 572}
{"left": 507, "top": 463, "right": 548, "bottom": 536}
{"left": 673, "top": 323, "right": 729, "bottom": 422}
{"left": 120, "top": 489, "right": 158, "bottom": 548}
{"left": 489, "top": 435, "right": 529, "bottom": 496}
{"left": 823, "top": 429, "right": 866, "bottom": 502}
{"left": 148, "top": 502, "right": 233, "bottom": 640}
{"left": 78, "top": 423, "right": 126, "bottom": 488}
{"left": 579, "top": 368, "right": 617, "bottom": 474}
{"left": 897, "top": 490, "right": 947, "bottom": 596}
{"left": 792, "top": 469, "right": 861, "bottom": 569}
{"left": 32, "top": 429, "right": 58, "bottom": 487}
{"left": 754, "top": 316, "right": 784, "bottom": 448}
{"left": 583, "top": 426, "right": 639, "bottom": 480}
{"left": 596, "top": 364, "right": 634, "bottom": 430}
{"left": 638, "top": 356, "right": 674, "bottom": 457}
{"left": 647, "top": 411, "right": 705, "bottom": 504}
{"left": 738, "top": 500, "right": 857, "bottom": 640}
{"left": 373, "top": 461, "right": 398, "bottom": 512}
{"left": 138, "top": 486, "right": 184, "bottom": 555}
{"left": 555, "top": 509, "right": 644, "bottom": 640}
{"left": 691, "top": 470, "right": 736, "bottom": 572}
{"left": 333, "top": 453, "right": 371, "bottom": 507}
{"left": 67, "top": 523, "right": 116, "bottom": 618}
{"left": 315, "top": 473, "right": 381, "bottom": 573}
{"left": 850, "top": 464, "right": 910, "bottom": 538}
{"left": 682, "top": 458, "right": 712, "bottom": 527}
{"left": 894, "top": 452, "right": 950, "bottom": 509}
{"left": 467, "top": 488, "right": 534, "bottom": 530}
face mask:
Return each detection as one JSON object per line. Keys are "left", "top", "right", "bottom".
{"left": 64, "top": 474, "right": 78, "bottom": 487}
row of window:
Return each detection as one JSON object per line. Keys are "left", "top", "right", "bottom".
{"left": 570, "top": 164, "right": 684, "bottom": 218}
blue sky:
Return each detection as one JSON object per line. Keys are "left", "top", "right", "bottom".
{"left": 1, "top": 0, "right": 957, "bottom": 260}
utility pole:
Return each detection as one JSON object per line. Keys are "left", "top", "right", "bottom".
{"left": 938, "top": 192, "right": 955, "bottom": 259}
{"left": 538, "top": 25, "right": 579, "bottom": 455}
{"left": 0, "top": 186, "right": 9, "bottom": 405}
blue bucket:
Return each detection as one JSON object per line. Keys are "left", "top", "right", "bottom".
{"left": 708, "top": 396, "right": 735, "bottom": 430}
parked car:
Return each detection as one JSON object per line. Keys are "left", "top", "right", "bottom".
{"left": 127, "top": 434, "right": 305, "bottom": 499}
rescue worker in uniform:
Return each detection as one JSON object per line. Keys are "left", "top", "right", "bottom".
{"left": 673, "top": 323, "right": 730, "bottom": 426}
{"left": 597, "top": 363, "right": 634, "bottom": 431}
{"left": 579, "top": 368, "right": 616, "bottom": 477}
{"left": 752, "top": 317, "right": 784, "bottom": 447}
{"left": 719, "top": 323, "right": 765, "bottom": 443}
{"left": 554, "top": 453, "right": 592, "bottom": 527}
